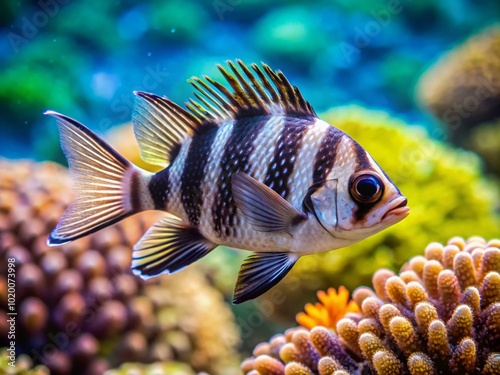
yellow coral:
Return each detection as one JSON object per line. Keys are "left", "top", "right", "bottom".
{"left": 296, "top": 287, "right": 360, "bottom": 331}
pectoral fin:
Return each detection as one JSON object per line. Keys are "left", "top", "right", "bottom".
{"left": 233, "top": 252, "right": 298, "bottom": 304}
{"left": 231, "top": 172, "right": 306, "bottom": 233}
{"left": 132, "top": 215, "right": 216, "bottom": 279}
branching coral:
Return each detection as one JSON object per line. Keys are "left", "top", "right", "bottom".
{"left": 242, "top": 236, "right": 500, "bottom": 375}
{"left": 417, "top": 25, "right": 500, "bottom": 139}
{"left": 0, "top": 159, "right": 240, "bottom": 375}
{"left": 267, "top": 106, "right": 500, "bottom": 320}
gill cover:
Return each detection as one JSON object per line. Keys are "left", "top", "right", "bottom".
{"left": 309, "top": 179, "right": 338, "bottom": 234}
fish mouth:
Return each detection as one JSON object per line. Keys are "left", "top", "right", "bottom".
{"left": 382, "top": 196, "right": 409, "bottom": 222}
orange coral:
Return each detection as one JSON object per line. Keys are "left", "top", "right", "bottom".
{"left": 296, "top": 287, "right": 360, "bottom": 331}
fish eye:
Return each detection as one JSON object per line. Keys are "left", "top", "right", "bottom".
{"left": 350, "top": 174, "right": 383, "bottom": 204}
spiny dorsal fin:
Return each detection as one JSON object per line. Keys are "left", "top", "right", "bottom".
{"left": 187, "top": 60, "right": 317, "bottom": 122}
{"left": 132, "top": 61, "right": 317, "bottom": 167}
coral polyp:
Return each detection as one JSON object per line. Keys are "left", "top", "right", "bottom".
{"left": 296, "top": 286, "right": 360, "bottom": 331}
{"left": 242, "top": 236, "right": 500, "bottom": 375}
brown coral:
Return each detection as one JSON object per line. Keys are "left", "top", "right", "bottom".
{"left": 242, "top": 236, "right": 500, "bottom": 374}
{"left": 417, "top": 25, "right": 500, "bottom": 141}
{"left": 0, "top": 159, "right": 240, "bottom": 375}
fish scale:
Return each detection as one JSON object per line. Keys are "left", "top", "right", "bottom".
{"left": 264, "top": 117, "right": 312, "bottom": 199}
{"left": 45, "top": 60, "right": 409, "bottom": 303}
{"left": 287, "top": 119, "right": 333, "bottom": 209}
{"left": 212, "top": 117, "right": 268, "bottom": 237}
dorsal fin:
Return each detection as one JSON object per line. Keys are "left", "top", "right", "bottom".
{"left": 132, "top": 91, "right": 202, "bottom": 167}
{"left": 187, "top": 60, "right": 317, "bottom": 122}
{"left": 132, "top": 60, "right": 316, "bottom": 167}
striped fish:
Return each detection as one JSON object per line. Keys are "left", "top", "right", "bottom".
{"left": 46, "top": 60, "right": 409, "bottom": 303}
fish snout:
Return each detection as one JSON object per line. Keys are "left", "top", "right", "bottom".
{"left": 381, "top": 196, "right": 409, "bottom": 223}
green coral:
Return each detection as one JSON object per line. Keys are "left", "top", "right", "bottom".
{"left": 267, "top": 106, "right": 500, "bottom": 320}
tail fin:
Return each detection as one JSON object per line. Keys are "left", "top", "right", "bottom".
{"left": 45, "top": 111, "right": 154, "bottom": 246}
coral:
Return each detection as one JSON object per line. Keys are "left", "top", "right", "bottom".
{"left": 0, "top": 348, "right": 49, "bottom": 375}
{"left": 267, "top": 106, "right": 500, "bottom": 320}
{"left": 296, "top": 287, "right": 360, "bottom": 331}
{"left": 104, "top": 361, "right": 196, "bottom": 375}
{"left": 242, "top": 236, "right": 500, "bottom": 375}
{"left": 0, "top": 159, "right": 240, "bottom": 375}
{"left": 417, "top": 25, "right": 500, "bottom": 142}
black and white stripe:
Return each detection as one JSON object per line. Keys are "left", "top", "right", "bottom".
{"left": 312, "top": 126, "right": 344, "bottom": 186}
{"left": 353, "top": 141, "right": 372, "bottom": 172}
{"left": 148, "top": 168, "right": 170, "bottom": 210}
{"left": 212, "top": 117, "right": 269, "bottom": 237}
{"left": 263, "top": 118, "right": 312, "bottom": 199}
{"left": 180, "top": 126, "right": 220, "bottom": 226}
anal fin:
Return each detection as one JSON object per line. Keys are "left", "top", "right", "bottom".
{"left": 132, "top": 215, "right": 216, "bottom": 279}
{"left": 233, "top": 252, "right": 298, "bottom": 304}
